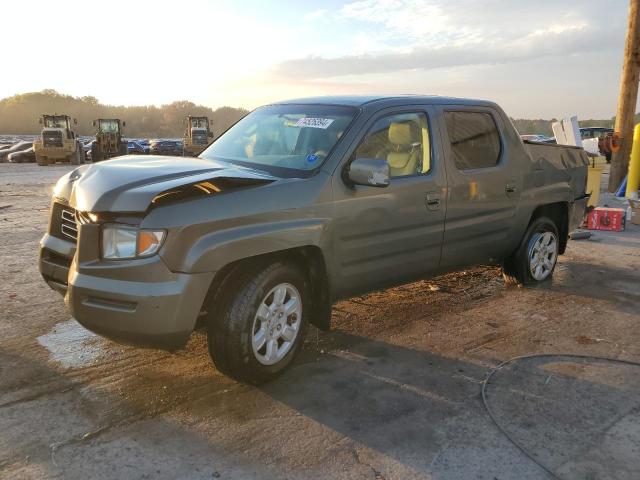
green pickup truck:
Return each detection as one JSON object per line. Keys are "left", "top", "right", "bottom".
{"left": 40, "top": 95, "right": 589, "bottom": 383}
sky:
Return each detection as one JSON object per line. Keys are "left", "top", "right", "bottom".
{"left": 0, "top": 0, "right": 631, "bottom": 118}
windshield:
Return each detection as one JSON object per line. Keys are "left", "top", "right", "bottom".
{"left": 44, "top": 116, "right": 69, "bottom": 128}
{"left": 191, "top": 117, "right": 208, "bottom": 128}
{"left": 200, "top": 104, "right": 357, "bottom": 174}
{"left": 99, "top": 120, "right": 119, "bottom": 133}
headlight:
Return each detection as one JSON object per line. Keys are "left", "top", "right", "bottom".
{"left": 102, "top": 225, "right": 165, "bottom": 259}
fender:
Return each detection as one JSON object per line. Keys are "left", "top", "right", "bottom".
{"left": 172, "top": 218, "right": 331, "bottom": 274}
{"left": 509, "top": 182, "right": 574, "bottom": 255}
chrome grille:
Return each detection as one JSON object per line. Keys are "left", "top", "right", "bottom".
{"left": 60, "top": 208, "right": 78, "bottom": 241}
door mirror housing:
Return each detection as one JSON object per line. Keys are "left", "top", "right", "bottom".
{"left": 347, "top": 157, "right": 390, "bottom": 188}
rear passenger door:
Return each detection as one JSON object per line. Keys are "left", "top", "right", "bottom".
{"left": 436, "top": 106, "right": 521, "bottom": 268}
{"left": 331, "top": 106, "right": 447, "bottom": 297}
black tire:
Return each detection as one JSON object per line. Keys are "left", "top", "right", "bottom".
{"left": 502, "top": 216, "right": 559, "bottom": 287}
{"left": 36, "top": 155, "right": 47, "bottom": 166}
{"left": 91, "top": 143, "right": 102, "bottom": 162}
{"left": 119, "top": 143, "right": 128, "bottom": 157}
{"left": 206, "top": 261, "right": 309, "bottom": 384}
{"left": 71, "top": 145, "right": 82, "bottom": 165}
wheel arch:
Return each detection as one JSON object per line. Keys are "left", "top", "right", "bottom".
{"left": 200, "top": 245, "right": 332, "bottom": 332}
{"left": 529, "top": 201, "right": 569, "bottom": 254}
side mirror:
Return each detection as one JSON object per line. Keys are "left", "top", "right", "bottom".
{"left": 208, "top": 131, "right": 214, "bottom": 138}
{"left": 122, "top": 121, "right": 126, "bottom": 127}
{"left": 346, "top": 157, "right": 390, "bottom": 188}
{"left": 38, "top": 118, "right": 43, "bottom": 125}
{"left": 92, "top": 120, "right": 96, "bottom": 127}
{"left": 74, "top": 118, "right": 78, "bottom": 125}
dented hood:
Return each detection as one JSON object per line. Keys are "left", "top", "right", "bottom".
{"left": 56, "top": 155, "right": 277, "bottom": 213}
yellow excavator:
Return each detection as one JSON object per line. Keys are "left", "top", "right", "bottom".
{"left": 34, "top": 114, "right": 83, "bottom": 166}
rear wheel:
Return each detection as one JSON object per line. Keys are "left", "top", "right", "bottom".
{"left": 502, "top": 216, "right": 559, "bottom": 286}
{"left": 206, "top": 262, "right": 309, "bottom": 384}
{"left": 36, "top": 155, "right": 47, "bottom": 166}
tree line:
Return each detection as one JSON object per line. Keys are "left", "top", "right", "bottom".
{"left": 0, "top": 90, "right": 249, "bottom": 138}
{"left": 0, "top": 89, "right": 632, "bottom": 138}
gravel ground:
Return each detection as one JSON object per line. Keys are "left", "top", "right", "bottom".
{"left": 1, "top": 163, "right": 639, "bottom": 480}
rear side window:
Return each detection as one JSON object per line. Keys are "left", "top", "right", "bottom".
{"left": 444, "top": 111, "right": 501, "bottom": 170}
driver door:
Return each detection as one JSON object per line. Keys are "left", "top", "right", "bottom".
{"left": 331, "top": 106, "right": 447, "bottom": 298}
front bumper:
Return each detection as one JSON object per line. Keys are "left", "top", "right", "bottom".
{"left": 183, "top": 144, "right": 207, "bottom": 156}
{"left": 39, "top": 227, "right": 214, "bottom": 350}
{"left": 34, "top": 143, "right": 77, "bottom": 159}
{"left": 40, "top": 233, "right": 76, "bottom": 294}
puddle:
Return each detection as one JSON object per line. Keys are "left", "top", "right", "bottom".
{"left": 37, "top": 320, "right": 107, "bottom": 369}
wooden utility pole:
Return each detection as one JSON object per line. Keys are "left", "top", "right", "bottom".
{"left": 609, "top": 0, "right": 640, "bottom": 192}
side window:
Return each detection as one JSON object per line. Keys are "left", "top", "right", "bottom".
{"left": 353, "top": 112, "right": 431, "bottom": 177}
{"left": 444, "top": 111, "right": 501, "bottom": 170}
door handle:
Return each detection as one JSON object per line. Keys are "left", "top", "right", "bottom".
{"left": 505, "top": 183, "right": 517, "bottom": 193}
{"left": 425, "top": 192, "right": 441, "bottom": 210}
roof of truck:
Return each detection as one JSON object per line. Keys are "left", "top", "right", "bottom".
{"left": 274, "top": 95, "right": 498, "bottom": 108}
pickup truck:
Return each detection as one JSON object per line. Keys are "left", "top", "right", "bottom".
{"left": 39, "top": 95, "right": 589, "bottom": 383}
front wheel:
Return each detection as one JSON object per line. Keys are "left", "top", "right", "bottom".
{"left": 91, "top": 143, "right": 102, "bottom": 162}
{"left": 206, "top": 262, "right": 309, "bottom": 384}
{"left": 503, "top": 216, "right": 559, "bottom": 286}
{"left": 71, "top": 146, "right": 82, "bottom": 165}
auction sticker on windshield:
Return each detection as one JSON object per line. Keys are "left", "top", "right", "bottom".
{"left": 294, "top": 118, "right": 334, "bottom": 129}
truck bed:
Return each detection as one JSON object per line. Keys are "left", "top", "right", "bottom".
{"left": 523, "top": 140, "right": 590, "bottom": 199}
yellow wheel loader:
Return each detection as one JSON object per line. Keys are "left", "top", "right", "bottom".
{"left": 91, "top": 119, "right": 128, "bottom": 162}
{"left": 183, "top": 116, "right": 213, "bottom": 156}
{"left": 34, "top": 114, "right": 83, "bottom": 166}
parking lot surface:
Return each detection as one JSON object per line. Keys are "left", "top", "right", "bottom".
{"left": 1, "top": 164, "right": 639, "bottom": 479}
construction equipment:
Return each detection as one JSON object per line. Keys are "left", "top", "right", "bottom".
{"left": 33, "top": 114, "right": 83, "bottom": 166}
{"left": 91, "top": 119, "right": 128, "bottom": 162}
{"left": 183, "top": 116, "right": 213, "bottom": 156}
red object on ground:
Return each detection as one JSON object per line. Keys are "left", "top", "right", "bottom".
{"left": 586, "top": 207, "right": 626, "bottom": 231}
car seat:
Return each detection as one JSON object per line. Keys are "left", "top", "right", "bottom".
{"left": 382, "top": 122, "right": 422, "bottom": 177}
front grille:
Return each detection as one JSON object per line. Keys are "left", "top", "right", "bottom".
{"left": 193, "top": 133, "right": 208, "bottom": 145}
{"left": 60, "top": 208, "right": 78, "bottom": 241}
{"left": 50, "top": 202, "right": 78, "bottom": 243}
{"left": 43, "top": 131, "right": 63, "bottom": 147}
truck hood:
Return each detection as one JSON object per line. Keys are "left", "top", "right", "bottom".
{"left": 56, "top": 155, "right": 278, "bottom": 213}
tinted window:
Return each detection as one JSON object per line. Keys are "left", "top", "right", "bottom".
{"left": 445, "top": 111, "right": 501, "bottom": 170}
{"left": 353, "top": 112, "right": 431, "bottom": 178}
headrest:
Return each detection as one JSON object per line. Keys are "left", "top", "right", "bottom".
{"left": 388, "top": 122, "right": 416, "bottom": 145}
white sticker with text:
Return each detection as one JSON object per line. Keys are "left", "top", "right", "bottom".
{"left": 294, "top": 117, "right": 334, "bottom": 129}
